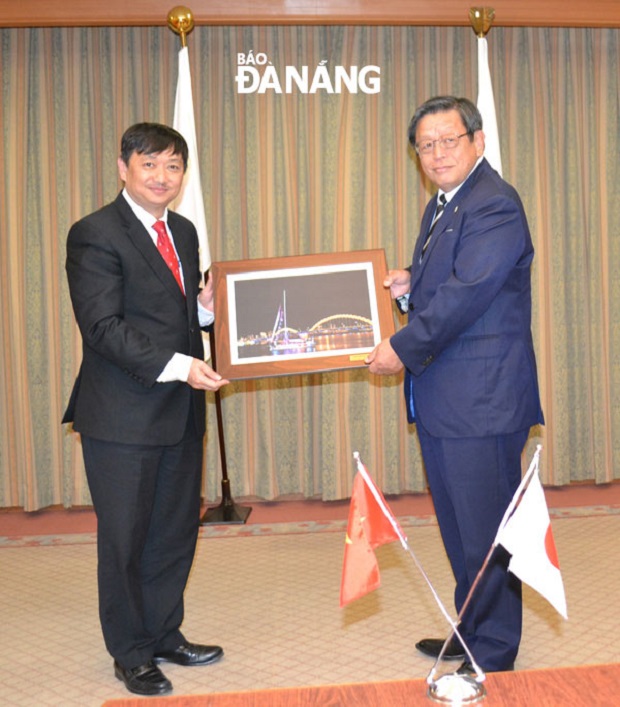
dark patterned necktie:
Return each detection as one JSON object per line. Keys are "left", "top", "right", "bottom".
{"left": 153, "top": 220, "right": 184, "bottom": 294}
{"left": 420, "top": 193, "right": 447, "bottom": 261}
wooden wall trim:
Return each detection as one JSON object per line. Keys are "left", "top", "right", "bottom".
{"left": 3, "top": 0, "right": 620, "bottom": 29}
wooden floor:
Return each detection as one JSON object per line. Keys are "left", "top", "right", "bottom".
{"left": 102, "top": 663, "right": 620, "bottom": 706}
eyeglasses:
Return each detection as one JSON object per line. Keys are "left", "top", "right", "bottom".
{"left": 415, "top": 132, "right": 470, "bottom": 155}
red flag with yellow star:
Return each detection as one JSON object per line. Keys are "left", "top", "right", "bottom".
{"left": 340, "top": 459, "right": 406, "bottom": 607}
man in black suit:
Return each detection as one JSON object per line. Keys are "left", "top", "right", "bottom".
{"left": 63, "top": 123, "right": 229, "bottom": 696}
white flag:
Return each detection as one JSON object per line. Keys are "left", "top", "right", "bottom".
{"left": 495, "top": 456, "right": 567, "bottom": 619}
{"left": 172, "top": 46, "right": 210, "bottom": 273}
{"left": 477, "top": 36, "right": 502, "bottom": 176}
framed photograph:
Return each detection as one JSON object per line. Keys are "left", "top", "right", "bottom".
{"left": 211, "top": 249, "right": 395, "bottom": 380}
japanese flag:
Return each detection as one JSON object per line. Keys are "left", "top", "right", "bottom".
{"left": 496, "top": 459, "right": 567, "bottom": 619}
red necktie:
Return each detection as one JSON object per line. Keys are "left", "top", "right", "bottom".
{"left": 153, "top": 220, "right": 184, "bottom": 294}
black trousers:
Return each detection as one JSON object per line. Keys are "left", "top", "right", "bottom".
{"left": 82, "top": 426, "right": 203, "bottom": 669}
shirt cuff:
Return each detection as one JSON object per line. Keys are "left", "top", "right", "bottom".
{"left": 157, "top": 353, "right": 193, "bottom": 383}
{"left": 198, "top": 300, "right": 215, "bottom": 328}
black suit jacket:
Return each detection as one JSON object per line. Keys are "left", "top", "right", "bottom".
{"left": 63, "top": 192, "right": 206, "bottom": 445}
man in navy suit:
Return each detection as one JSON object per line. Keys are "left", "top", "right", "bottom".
{"left": 63, "top": 123, "right": 229, "bottom": 695}
{"left": 367, "top": 96, "right": 543, "bottom": 673}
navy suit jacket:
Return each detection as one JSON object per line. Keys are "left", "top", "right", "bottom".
{"left": 63, "top": 192, "right": 206, "bottom": 446}
{"left": 391, "top": 159, "right": 544, "bottom": 437}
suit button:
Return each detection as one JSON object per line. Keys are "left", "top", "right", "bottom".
{"left": 408, "top": 302, "right": 414, "bottom": 311}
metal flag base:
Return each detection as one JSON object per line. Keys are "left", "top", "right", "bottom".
{"left": 427, "top": 674, "right": 486, "bottom": 704}
{"left": 200, "top": 478, "right": 252, "bottom": 525}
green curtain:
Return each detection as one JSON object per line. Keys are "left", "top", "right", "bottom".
{"left": 1, "top": 25, "right": 619, "bottom": 510}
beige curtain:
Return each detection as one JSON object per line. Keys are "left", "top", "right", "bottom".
{"left": 1, "top": 25, "right": 618, "bottom": 510}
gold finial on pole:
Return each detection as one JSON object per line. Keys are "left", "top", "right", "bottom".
{"left": 167, "top": 6, "right": 195, "bottom": 48}
{"left": 469, "top": 7, "right": 495, "bottom": 37}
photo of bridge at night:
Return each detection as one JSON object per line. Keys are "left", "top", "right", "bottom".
{"left": 236, "top": 290, "right": 375, "bottom": 359}
{"left": 228, "top": 264, "right": 383, "bottom": 367}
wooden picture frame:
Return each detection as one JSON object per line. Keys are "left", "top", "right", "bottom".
{"left": 210, "top": 249, "right": 395, "bottom": 380}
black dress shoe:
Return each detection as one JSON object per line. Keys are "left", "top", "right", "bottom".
{"left": 456, "top": 660, "right": 477, "bottom": 676}
{"left": 154, "top": 641, "right": 224, "bottom": 666}
{"left": 415, "top": 637, "right": 465, "bottom": 660}
{"left": 457, "top": 660, "right": 514, "bottom": 675}
{"left": 114, "top": 660, "right": 172, "bottom": 696}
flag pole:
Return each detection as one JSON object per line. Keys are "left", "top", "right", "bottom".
{"left": 167, "top": 4, "right": 192, "bottom": 47}
{"left": 168, "top": 5, "right": 251, "bottom": 524}
{"left": 469, "top": 6, "right": 494, "bottom": 39}
{"left": 202, "top": 328, "right": 252, "bottom": 524}
{"left": 470, "top": 6, "right": 502, "bottom": 176}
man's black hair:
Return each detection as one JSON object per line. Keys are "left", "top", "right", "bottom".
{"left": 408, "top": 96, "right": 483, "bottom": 148}
{"left": 120, "top": 123, "right": 188, "bottom": 170}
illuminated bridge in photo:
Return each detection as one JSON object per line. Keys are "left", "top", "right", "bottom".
{"left": 272, "top": 314, "right": 373, "bottom": 338}
{"left": 309, "top": 314, "right": 373, "bottom": 332}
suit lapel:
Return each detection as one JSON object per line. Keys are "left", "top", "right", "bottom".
{"left": 114, "top": 194, "right": 187, "bottom": 305}
{"left": 411, "top": 160, "right": 488, "bottom": 285}
{"left": 411, "top": 198, "right": 444, "bottom": 286}
{"left": 412, "top": 200, "right": 437, "bottom": 267}
{"left": 419, "top": 199, "right": 455, "bottom": 262}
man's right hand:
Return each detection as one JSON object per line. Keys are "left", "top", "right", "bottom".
{"left": 187, "top": 359, "right": 229, "bottom": 391}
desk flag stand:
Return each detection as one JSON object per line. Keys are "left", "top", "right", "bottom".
{"left": 347, "top": 453, "right": 486, "bottom": 705}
